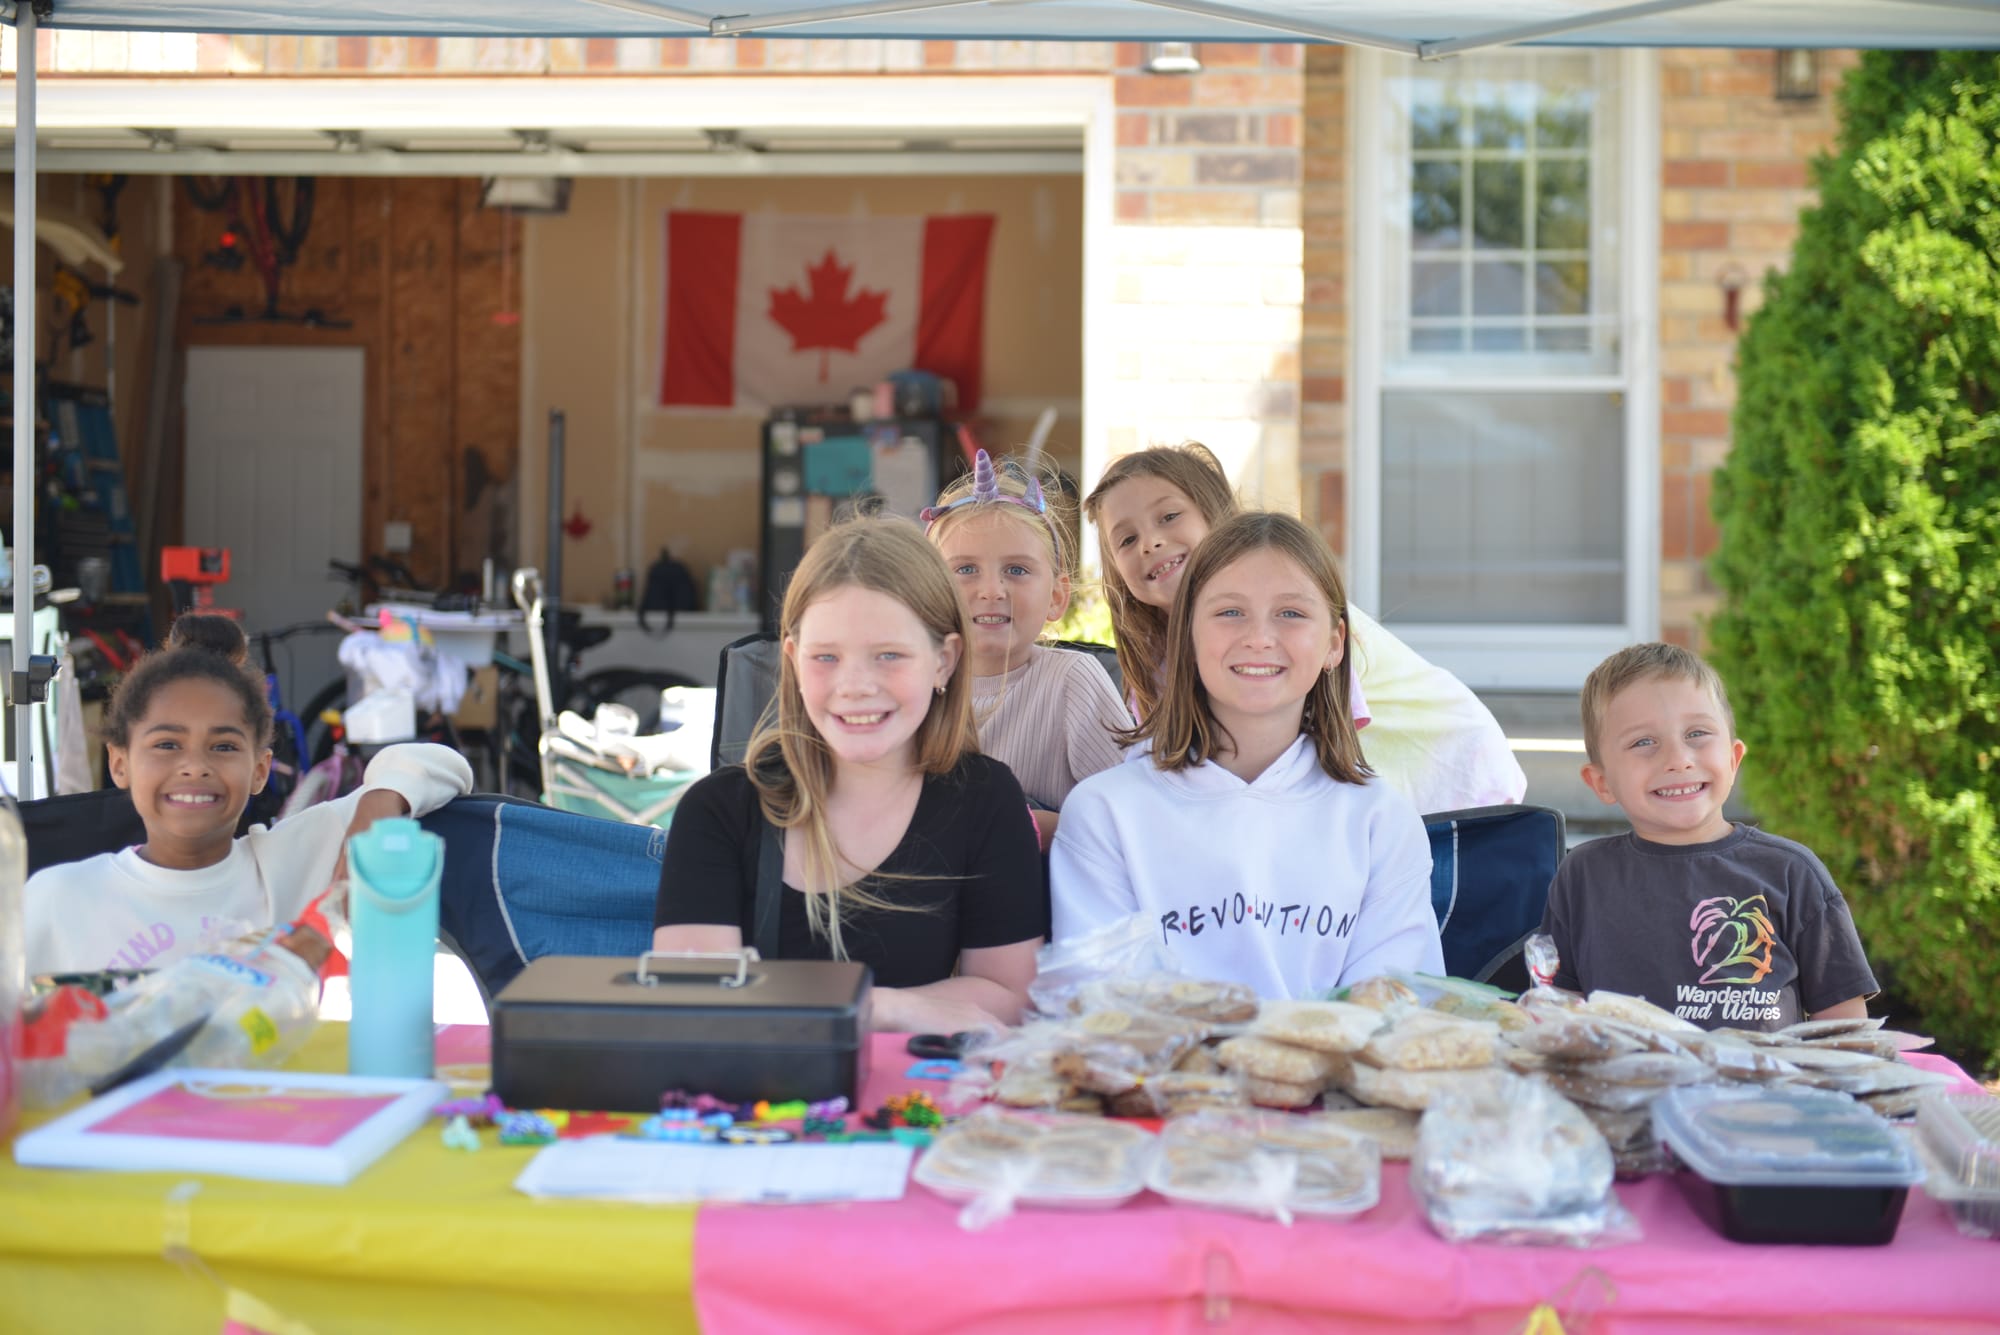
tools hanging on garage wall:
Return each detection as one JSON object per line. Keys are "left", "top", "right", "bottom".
{"left": 182, "top": 176, "right": 350, "bottom": 328}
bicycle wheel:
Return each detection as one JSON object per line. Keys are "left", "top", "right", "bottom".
{"left": 570, "top": 668, "right": 702, "bottom": 735}
{"left": 300, "top": 677, "right": 351, "bottom": 765}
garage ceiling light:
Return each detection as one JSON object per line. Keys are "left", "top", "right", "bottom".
{"left": 479, "top": 176, "right": 573, "bottom": 213}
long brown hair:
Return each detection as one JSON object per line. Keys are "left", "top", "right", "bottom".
{"left": 1082, "top": 442, "right": 1238, "bottom": 722}
{"left": 746, "top": 517, "right": 978, "bottom": 957}
{"left": 1140, "top": 511, "right": 1371, "bottom": 785}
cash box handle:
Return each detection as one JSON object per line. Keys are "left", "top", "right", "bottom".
{"left": 634, "top": 948, "right": 761, "bottom": 989}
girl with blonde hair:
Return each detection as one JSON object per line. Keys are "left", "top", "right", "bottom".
{"left": 1051, "top": 512, "right": 1441, "bottom": 1000}
{"left": 1084, "top": 442, "right": 1526, "bottom": 814}
{"left": 924, "top": 449, "right": 1132, "bottom": 850}
{"left": 653, "top": 516, "right": 1045, "bottom": 1032}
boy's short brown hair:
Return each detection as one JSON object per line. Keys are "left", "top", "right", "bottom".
{"left": 1580, "top": 642, "right": 1736, "bottom": 767}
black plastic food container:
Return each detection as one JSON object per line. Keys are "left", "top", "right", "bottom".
{"left": 1654, "top": 1085, "right": 1924, "bottom": 1247}
{"left": 1676, "top": 1176, "right": 1911, "bottom": 1246}
{"left": 491, "top": 952, "right": 872, "bottom": 1111}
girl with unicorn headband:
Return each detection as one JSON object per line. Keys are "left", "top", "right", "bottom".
{"left": 924, "top": 450, "right": 1132, "bottom": 851}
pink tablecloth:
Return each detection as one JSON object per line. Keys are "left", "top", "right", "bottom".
{"left": 692, "top": 1037, "right": 2000, "bottom": 1335}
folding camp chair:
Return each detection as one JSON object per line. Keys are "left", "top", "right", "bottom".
{"left": 425, "top": 793, "right": 663, "bottom": 1005}
{"left": 1423, "top": 803, "right": 1566, "bottom": 988}
{"left": 711, "top": 631, "right": 781, "bottom": 771}
{"left": 512, "top": 568, "right": 699, "bottom": 830}
{"left": 1047, "top": 639, "right": 1123, "bottom": 697}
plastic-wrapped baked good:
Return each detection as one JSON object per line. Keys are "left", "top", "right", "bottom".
{"left": 1537, "top": 1068, "right": 1667, "bottom": 1114}
{"left": 1151, "top": 1108, "right": 1381, "bottom": 1224}
{"left": 1675, "top": 1029, "right": 1804, "bottom": 1081}
{"left": 993, "top": 1053, "right": 1071, "bottom": 1109}
{"left": 1318, "top": 1107, "right": 1421, "bottom": 1160}
{"left": 1105, "top": 1071, "right": 1248, "bottom": 1119}
{"left": 1215, "top": 1035, "right": 1347, "bottom": 1086}
{"left": 915, "top": 1107, "right": 1157, "bottom": 1229}
{"left": 1360, "top": 1010, "right": 1500, "bottom": 1071}
{"left": 1249, "top": 1000, "right": 1384, "bottom": 1054}
{"left": 1800, "top": 1059, "right": 1955, "bottom": 1098}
{"left": 1580, "top": 990, "right": 1702, "bottom": 1035}
{"left": 1570, "top": 1051, "right": 1711, "bottom": 1087}
{"left": 1343, "top": 1061, "right": 1506, "bottom": 1112}
{"left": 1069, "top": 1007, "right": 1213, "bottom": 1062}
{"left": 1245, "top": 1076, "right": 1324, "bottom": 1109}
{"left": 1798, "top": 1030, "right": 1934, "bottom": 1060}
{"left": 1342, "top": 976, "right": 1420, "bottom": 1012}
{"left": 1412, "top": 1071, "right": 1631, "bottom": 1245}
{"left": 1778, "top": 1016, "right": 1885, "bottom": 1041}
{"left": 1508, "top": 1012, "right": 1649, "bottom": 1063}
{"left": 1174, "top": 1043, "right": 1222, "bottom": 1075}
{"left": 1074, "top": 974, "right": 1259, "bottom": 1026}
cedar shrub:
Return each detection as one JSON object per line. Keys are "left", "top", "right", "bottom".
{"left": 1709, "top": 51, "right": 2000, "bottom": 1069}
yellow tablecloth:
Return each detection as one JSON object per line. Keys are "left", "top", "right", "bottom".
{"left": 0, "top": 1024, "right": 699, "bottom": 1335}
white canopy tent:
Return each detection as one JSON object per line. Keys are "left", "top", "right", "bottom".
{"left": 6, "top": 0, "right": 2000, "bottom": 792}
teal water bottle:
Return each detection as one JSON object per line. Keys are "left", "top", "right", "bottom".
{"left": 346, "top": 818, "right": 443, "bottom": 1079}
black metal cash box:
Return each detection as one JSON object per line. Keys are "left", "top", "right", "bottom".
{"left": 490, "top": 951, "right": 872, "bottom": 1112}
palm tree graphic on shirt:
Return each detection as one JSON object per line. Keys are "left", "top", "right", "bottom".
{"left": 1689, "top": 894, "right": 1777, "bottom": 986}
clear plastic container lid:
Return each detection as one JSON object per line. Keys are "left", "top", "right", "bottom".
{"left": 1915, "top": 1089, "right": 2000, "bottom": 1192}
{"left": 1653, "top": 1085, "right": 1923, "bottom": 1188}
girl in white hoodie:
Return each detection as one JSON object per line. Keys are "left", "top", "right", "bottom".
{"left": 1050, "top": 512, "right": 1442, "bottom": 999}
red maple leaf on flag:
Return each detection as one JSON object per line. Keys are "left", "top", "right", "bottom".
{"left": 767, "top": 248, "right": 889, "bottom": 382}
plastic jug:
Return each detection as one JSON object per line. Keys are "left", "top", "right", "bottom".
{"left": 346, "top": 817, "right": 443, "bottom": 1079}
{"left": 0, "top": 799, "right": 25, "bottom": 1140}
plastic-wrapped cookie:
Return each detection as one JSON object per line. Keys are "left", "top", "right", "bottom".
{"left": 1361, "top": 1010, "right": 1500, "bottom": 1071}
{"left": 1343, "top": 1061, "right": 1506, "bottom": 1112}
{"left": 1317, "top": 1107, "right": 1421, "bottom": 1160}
{"left": 1151, "top": 1109, "right": 1381, "bottom": 1219}
{"left": 1251, "top": 1000, "right": 1384, "bottom": 1054}
{"left": 1216, "top": 1035, "right": 1346, "bottom": 1085}
{"left": 1344, "top": 976, "right": 1420, "bottom": 1012}
{"left": 1245, "top": 1076, "right": 1323, "bottom": 1108}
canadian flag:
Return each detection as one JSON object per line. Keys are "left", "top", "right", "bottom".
{"left": 660, "top": 210, "right": 995, "bottom": 411}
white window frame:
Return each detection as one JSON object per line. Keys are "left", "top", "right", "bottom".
{"left": 1349, "top": 47, "right": 1659, "bottom": 690}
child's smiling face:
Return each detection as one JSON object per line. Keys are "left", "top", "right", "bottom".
{"left": 934, "top": 510, "right": 1070, "bottom": 678}
{"left": 1582, "top": 674, "right": 1745, "bottom": 845}
{"left": 109, "top": 677, "right": 272, "bottom": 870}
{"left": 1098, "top": 478, "right": 1210, "bottom": 613}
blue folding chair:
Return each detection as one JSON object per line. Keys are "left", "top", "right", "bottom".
{"left": 1423, "top": 803, "right": 1566, "bottom": 987}
{"left": 426, "top": 794, "right": 663, "bottom": 1005}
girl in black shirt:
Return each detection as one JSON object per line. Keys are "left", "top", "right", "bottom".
{"left": 654, "top": 518, "right": 1045, "bottom": 1032}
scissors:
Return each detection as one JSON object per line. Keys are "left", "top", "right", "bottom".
{"left": 905, "top": 1032, "right": 973, "bottom": 1061}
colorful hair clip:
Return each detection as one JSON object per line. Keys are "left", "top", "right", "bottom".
{"left": 919, "top": 450, "right": 1049, "bottom": 528}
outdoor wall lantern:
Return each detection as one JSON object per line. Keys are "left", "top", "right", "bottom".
{"left": 1145, "top": 42, "right": 1202, "bottom": 74}
{"left": 1773, "top": 49, "right": 1821, "bottom": 102}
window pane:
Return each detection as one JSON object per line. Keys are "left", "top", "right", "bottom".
{"left": 1536, "top": 160, "right": 1590, "bottom": 251}
{"left": 1411, "top": 161, "right": 1463, "bottom": 250}
{"left": 1380, "top": 391, "right": 1626, "bottom": 624}
{"left": 1536, "top": 91, "right": 1591, "bottom": 149}
{"left": 1411, "top": 90, "right": 1463, "bottom": 151}
{"left": 1535, "top": 259, "right": 1589, "bottom": 316}
{"left": 1534, "top": 328, "right": 1590, "bottom": 352}
{"left": 1471, "top": 326, "right": 1527, "bottom": 352}
{"left": 1411, "top": 260, "right": 1463, "bottom": 317}
{"left": 1471, "top": 261, "right": 1526, "bottom": 316}
{"left": 1410, "top": 327, "right": 1464, "bottom": 353}
{"left": 1472, "top": 161, "right": 1524, "bottom": 249}
{"left": 1472, "top": 88, "right": 1530, "bottom": 150}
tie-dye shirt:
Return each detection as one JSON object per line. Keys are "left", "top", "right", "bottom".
{"left": 1539, "top": 825, "right": 1877, "bottom": 1030}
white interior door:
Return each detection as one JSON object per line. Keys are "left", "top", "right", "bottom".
{"left": 184, "top": 347, "right": 364, "bottom": 713}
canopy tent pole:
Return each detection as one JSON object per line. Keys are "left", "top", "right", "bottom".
{"left": 1417, "top": 0, "right": 1735, "bottom": 59}
{"left": 573, "top": 0, "right": 709, "bottom": 28}
{"left": 11, "top": 4, "right": 38, "bottom": 801}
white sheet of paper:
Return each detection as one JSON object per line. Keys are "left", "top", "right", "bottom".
{"left": 514, "top": 1139, "right": 915, "bottom": 1204}
{"left": 871, "top": 435, "right": 934, "bottom": 521}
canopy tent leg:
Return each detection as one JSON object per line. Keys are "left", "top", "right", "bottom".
{"left": 11, "top": 4, "right": 39, "bottom": 800}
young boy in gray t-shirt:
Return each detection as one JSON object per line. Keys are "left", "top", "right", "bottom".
{"left": 1538, "top": 643, "right": 1875, "bottom": 1031}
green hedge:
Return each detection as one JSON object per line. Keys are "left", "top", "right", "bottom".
{"left": 1708, "top": 51, "right": 2000, "bottom": 1069}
